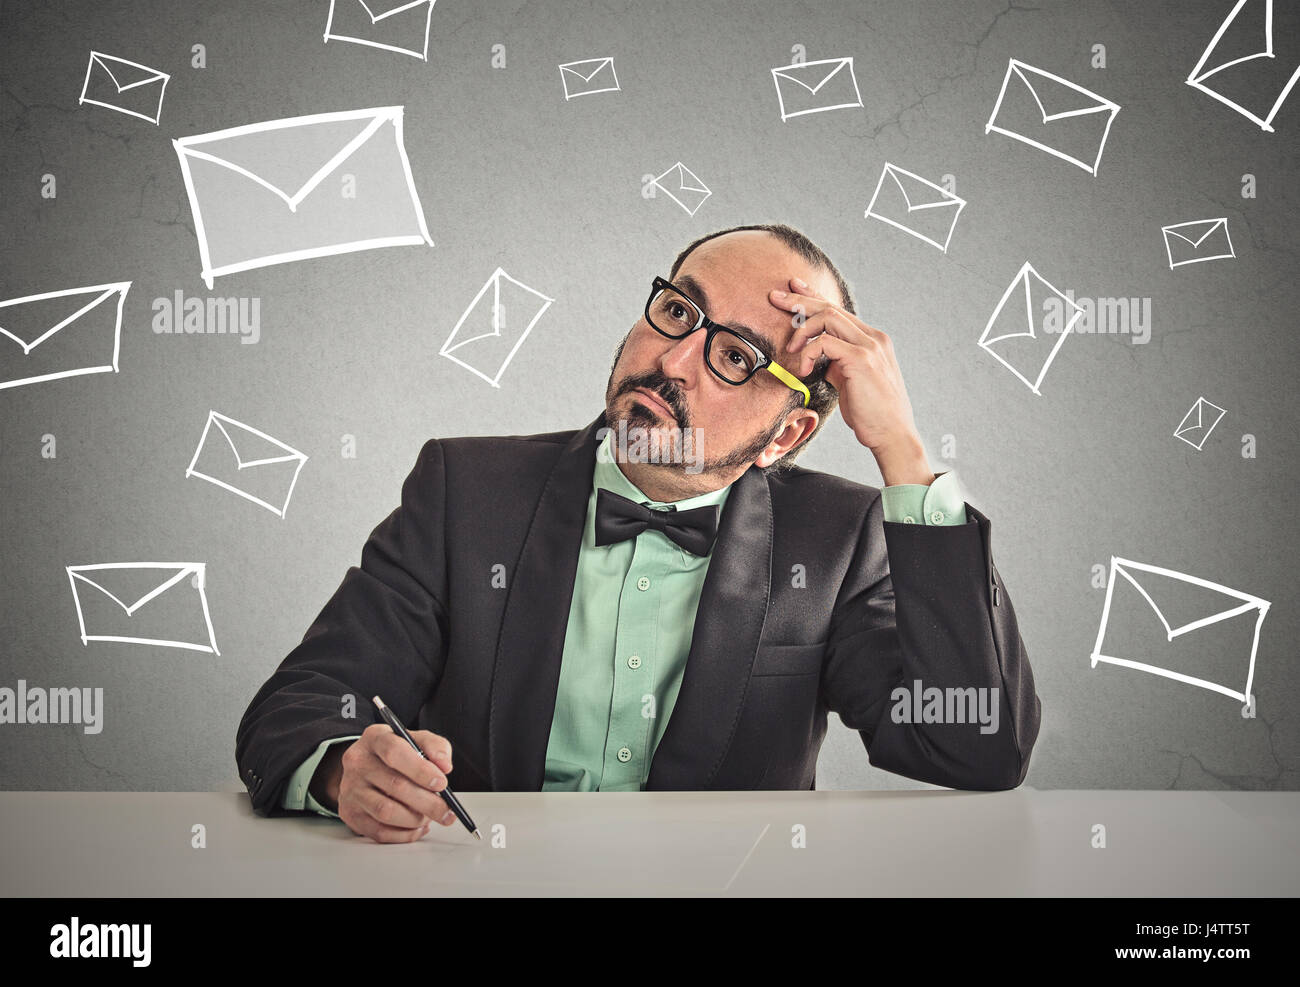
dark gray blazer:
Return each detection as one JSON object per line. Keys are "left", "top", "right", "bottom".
{"left": 236, "top": 411, "right": 1041, "bottom": 815}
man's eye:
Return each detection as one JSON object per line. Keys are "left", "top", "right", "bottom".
{"left": 722, "top": 347, "right": 754, "bottom": 370}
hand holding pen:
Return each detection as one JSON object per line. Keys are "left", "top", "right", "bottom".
{"left": 319, "top": 697, "right": 478, "bottom": 843}
{"left": 372, "top": 696, "right": 480, "bottom": 841}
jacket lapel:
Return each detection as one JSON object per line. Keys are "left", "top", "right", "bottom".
{"left": 645, "top": 463, "right": 772, "bottom": 789}
{"left": 488, "top": 409, "right": 774, "bottom": 792}
{"left": 489, "top": 411, "right": 605, "bottom": 791}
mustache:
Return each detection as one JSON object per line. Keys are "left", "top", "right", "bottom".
{"left": 623, "top": 376, "right": 684, "bottom": 422}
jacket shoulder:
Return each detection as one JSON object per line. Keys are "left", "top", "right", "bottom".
{"left": 765, "top": 463, "right": 883, "bottom": 513}
{"left": 434, "top": 425, "right": 578, "bottom": 454}
{"left": 413, "top": 425, "right": 579, "bottom": 491}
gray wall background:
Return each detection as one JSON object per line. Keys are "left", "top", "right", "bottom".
{"left": 1, "top": 0, "right": 1297, "bottom": 793}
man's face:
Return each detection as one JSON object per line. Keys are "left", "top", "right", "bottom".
{"left": 604, "top": 230, "right": 836, "bottom": 478}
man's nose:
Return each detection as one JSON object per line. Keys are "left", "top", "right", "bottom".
{"left": 657, "top": 326, "right": 705, "bottom": 381}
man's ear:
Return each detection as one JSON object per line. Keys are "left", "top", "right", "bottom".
{"left": 756, "top": 410, "right": 819, "bottom": 467}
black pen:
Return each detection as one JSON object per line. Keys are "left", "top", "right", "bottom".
{"left": 372, "top": 696, "right": 481, "bottom": 841}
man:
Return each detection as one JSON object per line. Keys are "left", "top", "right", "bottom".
{"left": 236, "top": 223, "right": 1041, "bottom": 844}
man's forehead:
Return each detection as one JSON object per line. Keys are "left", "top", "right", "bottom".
{"left": 676, "top": 233, "right": 833, "bottom": 307}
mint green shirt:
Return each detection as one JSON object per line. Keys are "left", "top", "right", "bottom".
{"left": 282, "top": 435, "right": 966, "bottom": 815}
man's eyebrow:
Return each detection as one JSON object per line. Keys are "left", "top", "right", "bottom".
{"left": 675, "top": 274, "right": 781, "bottom": 358}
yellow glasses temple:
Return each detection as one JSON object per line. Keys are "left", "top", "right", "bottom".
{"left": 766, "top": 362, "right": 810, "bottom": 407}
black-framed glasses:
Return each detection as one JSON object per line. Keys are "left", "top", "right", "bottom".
{"left": 643, "top": 277, "right": 811, "bottom": 407}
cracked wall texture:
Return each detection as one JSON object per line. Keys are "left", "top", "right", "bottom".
{"left": 0, "top": 0, "right": 1297, "bottom": 793}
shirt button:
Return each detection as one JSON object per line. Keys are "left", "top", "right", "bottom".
{"left": 627, "top": 655, "right": 641, "bottom": 669}
{"left": 636, "top": 576, "right": 650, "bottom": 591}
{"left": 929, "top": 510, "right": 945, "bottom": 524}
{"left": 617, "top": 747, "right": 632, "bottom": 762}
{"left": 902, "top": 515, "right": 916, "bottom": 524}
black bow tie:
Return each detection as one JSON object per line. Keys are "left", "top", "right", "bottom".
{"left": 594, "top": 488, "right": 720, "bottom": 557}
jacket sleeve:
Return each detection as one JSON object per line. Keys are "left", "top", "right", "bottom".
{"left": 235, "top": 439, "right": 450, "bottom": 816}
{"left": 821, "top": 493, "right": 1041, "bottom": 791}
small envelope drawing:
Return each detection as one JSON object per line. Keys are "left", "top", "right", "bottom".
{"left": 977, "top": 261, "right": 1081, "bottom": 395}
{"left": 1162, "top": 218, "right": 1235, "bottom": 269}
{"left": 1090, "top": 556, "right": 1268, "bottom": 711}
{"left": 440, "top": 268, "right": 554, "bottom": 387}
{"left": 0, "top": 282, "right": 130, "bottom": 392}
{"left": 186, "top": 410, "right": 309, "bottom": 517}
{"left": 771, "top": 57, "right": 863, "bottom": 121}
{"left": 1187, "top": 0, "right": 1300, "bottom": 132}
{"left": 985, "top": 58, "right": 1121, "bottom": 175}
{"left": 66, "top": 563, "right": 220, "bottom": 654}
{"left": 173, "top": 106, "right": 434, "bottom": 288}
{"left": 864, "top": 162, "right": 967, "bottom": 253}
{"left": 78, "top": 51, "right": 170, "bottom": 125}
{"left": 1174, "top": 396, "right": 1227, "bottom": 450}
{"left": 323, "top": 0, "right": 437, "bottom": 61}
{"left": 559, "top": 57, "right": 620, "bottom": 99}
{"left": 650, "top": 162, "right": 711, "bottom": 217}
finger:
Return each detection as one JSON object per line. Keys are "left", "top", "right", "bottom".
{"left": 786, "top": 276, "right": 890, "bottom": 355}
{"left": 769, "top": 289, "right": 835, "bottom": 356}
{"left": 355, "top": 747, "right": 450, "bottom": 821}
{"left": 773, "top": 294, "right": 882, "bottom": 357}
{"left": 769, "top": 287, "right": 834, "bottom": 320}
{"left": 787, "top": 277, "right": 825, "bottom": 300}
{"left": 784, "top": 308, "right": 876, "bottom": 360}
{"left": 352, "top": 779, "right": 436, "bottom": 830}
{"left": 355, "top": 815, "right": 432, "bottom": 844}
{"left": 339, "top": 792, "right": 430, "bottom": 843}
{"left": 409, "top": 729, "right": 454, "bottom": 774}
{"left": 372, "top": 729, "right": 449, "bottom": 792}
{"left": 790, "top": 327, "right": 861, "bottom": 377}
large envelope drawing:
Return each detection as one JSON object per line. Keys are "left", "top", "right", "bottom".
{"left": 173, "top": 106, "right": 434, "bottom": 288}
{"left": 864, "top": 162, "right": 967, "bottom": 253}
{"left": 977, "top": 261, "right": 1081, "bottom": 395}
{"left": 66, "top": 563, "right": 220, "bottom": 654}
{"left": 651, "top": 161, "right": 711, "bottom": 216}
{"left": 323, "top": 0, "right": 437, "bottom": 61}
{"left": 1091, "top": 557, "right": 1269, "bottom": 711}
{"left": 0, "top": 282, "right": 130, "bottom": 392}
{"left": 1174, "top": 395, "right": 1227, "bottom": 450}
{"left": 771, "top": 57, "right": 863, "bottom": 121}
{"left": 1187, "top": 0, "right": 1300, "bottom": 132}
{"left": 559, "top": 57, "right": 620, "bottom": 99}
{"left": 985, "top": 58, "right": 1121, "bottom": 175}
{"left": 1162, "top": 218, "right": 1235, "bottom": 269}
{"left": 440, "top": 268, "right": 554, "bottom": 387}
{"left": 78, "top": 51, "right": 170, "bottom": 125}
{"left": 186, "top": 410, "right": 309, "bottom": 517}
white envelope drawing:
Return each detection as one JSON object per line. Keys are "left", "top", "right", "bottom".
{"left": 186, "top": 410, "right": 309, "bottom": 517}
{"left": 1174, "top": 396, "right": 1227, "bottom": 450}
{"left": 173, "top": 106, "right": 434, "bottom": 288}
{"left": 78, "top": 51, "right": 170, "bottom": 125}
{"left": 1187, "top": 0, "right": 1300, "bottom": 131}
{"left": 0, "top": 282, "right": 130, "bottom": 392}
{"left": 864, "top": 162, "right": 967, "bottom": 253}
{"left": 771, "top": 57, "right": 863, "bottom": 121}
{"left": 985, "top": 58, "right": 1121, "bottom": 175}
{"left": 323, "top": 0, "right": 437, "bottom": 60}
{"left": 559, "top": 57, "right": 620, "bottom": 99}
{"left": 1091, "top": 556, "right": 1269, "bottom": 711}
{"left": 66, "top": 563, "right": 220, "bottom": 654}
{"left": 977, "top": 261, "right": 1081, "bottom": 395}
{"left": 650, "top": 162, "right": 711, "bottom": 217}
{"left": 1162, "top": 218, "right": 1235, "bottom": 269}
{"left": 440, "top": 268, "right": 554, "bottom": 387}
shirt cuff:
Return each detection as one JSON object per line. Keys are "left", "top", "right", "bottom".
{"left": 880, "top": 471, "right": 968, "bottom": 525}
{"left": 281, "top": 734, "right": 362, "bottom": 818}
